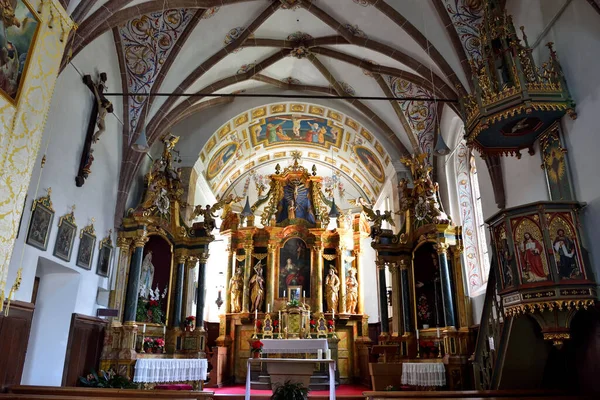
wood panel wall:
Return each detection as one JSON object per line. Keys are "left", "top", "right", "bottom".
{"left": 62, "top": 314, "right": 107, "bottom": 387}
{"left": 0, "top": 301, "right": 35, "bottom": 390}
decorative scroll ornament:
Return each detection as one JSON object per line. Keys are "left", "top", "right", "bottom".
{"left": 32, "top": 187, "right": 54, "bottom": 213}
{"left": 81, "top": 217, "right": 96, "bottom": 238}
{"left": 323, "top": 254, "right": 337, "bottom": 261}
{"left": 253, "top": 253, "right": 268, "bottom": 261}
{"left": 99, "top": 229, "right": 114, "bottom": 249}
{"left": 58, "top": 205, "right": 76, "bottom": 226}
{"left": 290, "top": 46, "right": 310, "bottom": 59}
{"left": 235, "top": 255, "right": 246, "bottom": 262}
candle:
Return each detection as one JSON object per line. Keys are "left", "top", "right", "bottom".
{"left": 332, "top": 310, "right": 335, "bottom": 320}
{"left": 326, "top": 349, "right": 331, "bottom": 360}
{"left": 283, "top": 290, "right": 286, "bottom": 298}
{"left": 437, "top": 328, "right": 440, "bottom": 338}
{"left": 255, "top": 309, "right": 258, "bottom": 321}
{"left": 142, "top": 324, "right": 146, "bottom": 334}
{"left": 267, "top": 304, "right": 270, "bottom": 313}
{"left": 318, "top": 349, "right": 323, "bottom": 359}
{"left": 303, "top": 290, "right": 306, "bottom": 298}
{"left": 416, "top": 329, "right": 419, "bottom": 340}
{"left": 163, "top": 325, "right": 166, "bottom": 336}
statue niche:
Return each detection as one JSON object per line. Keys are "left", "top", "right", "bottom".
{"left": 136, "top": 235, "right": 172, "bottom": 325}
{"left": 414, "top": 243, "right": 445, "bottom": 330}
{"left": 277, "top": 179, "right": 316, "bottom": 224}
{"left": 278, "top": 238, "right": 311, "bottom": 299}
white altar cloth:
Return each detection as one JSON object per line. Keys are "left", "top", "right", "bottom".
{"left": 401, "top": 362, "right": 446, "bottom": 387}
{"left": 245, "top": 358, "right": 335, "bottom": 400}
{"left": 260, "top": 338, "right": 328, "bottom": 354}
{"left": 133, "top": 358, "right": 207, "bottom": 383}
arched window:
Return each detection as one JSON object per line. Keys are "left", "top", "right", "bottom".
{"left": 455, "top": 142, "right": 489, "bottom": 294}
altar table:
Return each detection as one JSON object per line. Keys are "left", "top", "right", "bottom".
{"left": 261, "top": 338, "right": 328, "bottom": 354}
{"left": 400, "top": 362, "right": 446, "bottom": 387}
{"left": 245, "top": 358, "right": 335, "bottom": 400}
{"left": 133, "top": 358, "right": 208, "bottom": 384}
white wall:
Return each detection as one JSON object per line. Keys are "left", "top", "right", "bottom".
{"left": 5, "top": 32, "right": 123, "bottom": 384}
{"left": 360, "top": 236, "right": 379, "bottom": 323}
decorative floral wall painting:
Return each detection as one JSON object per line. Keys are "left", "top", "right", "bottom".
{"left": 548, "top": 213, "right": 584, "bottom": 280}
{"left": 354, "top": 145, "right": 385, "bottom": 183}
{"left": 0, "top": 0, "right": 40, "bottom": 103}
{"left": 512, "top": 217, "right": 550, "bottom": 284}
{"left": 206, "top": 142, "right": 238, "bottom": 180}
{"left": 250, "top": 115, "right": 342, "bottom": 149}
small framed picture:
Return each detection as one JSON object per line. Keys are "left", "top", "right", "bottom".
{"left": 26, "top": 199, "right": 54, "bottom": 251}
{"left": 76, "top": 230, "right": 96, "bottom": 270}
{"left": 288, "top": 285, "right": 302, "bottom": 303}
{"left": 53, "top": 218, "right": 77, "bottom": 262}
{"left": 96, "top": 239, "right": 113, "bottom": 278}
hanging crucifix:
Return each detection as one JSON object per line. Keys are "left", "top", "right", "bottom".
{"left": 75, "top": 73, "right": 114, "bottom": 187}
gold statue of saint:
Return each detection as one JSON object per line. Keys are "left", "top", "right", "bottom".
{"left": 346, "top": 267, "right": 358, "bottom": 314}
{"left": 229, "top": 266, "right": 243, "bottom": 313}
{"left": 250, "top": 261, "right": 265, "bottom": 312}
{"left": 325, "top": 267, "right": 340, "bottom": 313}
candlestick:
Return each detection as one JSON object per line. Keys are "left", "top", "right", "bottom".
{"left": 326, "top": 349, "right": 331, "bottom": 360}
{"left": 318, "top": 349, "right": 323, "bottom": 359}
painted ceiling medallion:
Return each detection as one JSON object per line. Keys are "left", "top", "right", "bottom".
{"left": 345, "top": 24, "right": 368, "bottom": 39}
{"left": 339, "top": 82, "right": 356, "bottom": 96}
{"left": 224, "top": 27, "right": 245, "bottom": 53}
{"left": 290, "top": 46, "right": 310, "bottom": 59}
{"left": 119, "top": 9, "right": 194, "bottom": 134}
{"left": 279, "top": 0, "right": 301, "bottom": 10}
{"left": 202, "top": 7, "right": 220, "bottom": 19}
{"left": 282, "top": 77, "right": 301, "bottom": 85}
{"left": 287, "top": 31, "right": 313, "bottom": 42}
{"left": 237, "top": 63, "right": 256, "bottom": 74}
{"left": 353, "top": 0, "right": 371, "bottom": 6}
{"left": 361, "top": 59, "right": 378, "bottom": 76}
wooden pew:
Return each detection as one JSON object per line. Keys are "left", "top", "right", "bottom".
{"left": 4, "top": 386, "right": 215, "bottom": 399}
{"left": 362, "top": 390, "right": 592, "bottom": 400}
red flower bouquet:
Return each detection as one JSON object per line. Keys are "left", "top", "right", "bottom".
{"left": 184, "top": 316, "right": 195, "bottom": 330}
{"left": 273, "top": 320, "right": 279, "bottom": 331}
{"left": 255, "top": 320, "right": 262, "bottom": 329}
{"left": 154, "top": 338, "right": 165, "bottom": 349}
{"left": 251, "top": 340, "right": 263, "bottom": 357}
{"left": 327, "top": 319, "right": 334, "bottom": 331}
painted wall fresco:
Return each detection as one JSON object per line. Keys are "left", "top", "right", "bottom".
{"left": 118, "top": 9, "right": 194, "bottom": 134}
{"left": 354, "top": 145, "right": 384, "bottom": 183}
{"left": 249, "top": 115, "right": 343, "bottom": 149}
{"left": 442, "top": 0, "right": 483, "bottom": 62}
{"left": 0, "top": 0, "right": 40, "bottom": 103}
{"left": 206, "top": 142, "right": 238, "bottom": 180}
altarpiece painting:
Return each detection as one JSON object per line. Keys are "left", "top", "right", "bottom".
{"left": 279, "top": 238, "right": 311, "bottom": 299}
{"left": 512, "top": 217, "right": 550, "bottom": 284}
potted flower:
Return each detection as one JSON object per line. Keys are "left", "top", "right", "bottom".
{"left": 79, "top": 369, "right": 137, "bottom": 389}
{"left": 255, "top": 320, "right": 262, "bottom": 330}
{"left": 184, "top": 316, "right": 195, "bottom": 331}
{"left": 327, "top": 319, "right": 334, "bottom": 332}
{"left": 273, "top": 319, "right": 279, "bottom": 332}
{"left": 251, "top": 340, "right": 263, "bottom": 358}
{"left": 143, "top": 337, "right": 155, "bottom": 353}
{"left": 309, "top": 319, "right": 316, "bottom": 331}
{"left": 154, "top": 338, "right": 165, "bottom": 352}
{"left": 271, "top": 380, "right": 309, "bottom": 400}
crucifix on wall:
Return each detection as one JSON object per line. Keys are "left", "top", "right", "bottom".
{"left": 75, "top": 73, "right": 114, "bottom": 187}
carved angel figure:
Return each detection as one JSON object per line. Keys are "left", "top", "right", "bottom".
{"left": 361, "top": 204, "right": 395, "bottom": 235}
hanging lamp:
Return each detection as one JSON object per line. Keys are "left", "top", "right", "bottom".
{"left": 433, "top": 130, "right": 450, "bottom": 156}
{"left": 328, "top": 197, "right": 340, "bottom": 218}
{"left": 131, "top": 128, "right": 150, "bottom": 153}
{"left": 241, "top": 196, "right": 253, "bottom": 217}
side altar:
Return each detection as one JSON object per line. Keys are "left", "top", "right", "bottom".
{"left": 214, "top": 155, "right": 371, "bottom": 386}
{"left": 99, "top": 134, "right": 219, "bottom": 387}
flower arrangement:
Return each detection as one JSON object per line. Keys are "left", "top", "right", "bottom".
{"left": 417, "top": 294, "right": 431, "bottom": 324}
{"left": 136, "top": 284, "right": 168, "bottom": 324}
{"left": 184, "top": 315, "right": 195, "bottom": 330}
{"left": 143, "top": 337, "right": 165, "bottom": 353}
{"left": 419, "top": 339, "right": 438, "bottom": 358}
{"left": 309, "top": 319, "right": 316, "bottom": 330}
{"left": 273, "top": 319, "right": 279, "bottom": 331}
{"left": 287, "top": 299, "right": 300, "bottom": 308}
{"left": 251, "top": 340, "right": 263, "bottom": 356}
{"left": 255, "top": 320, "right": 262, "bottom": 330}
{"left": 327, "top": 319, "right": 334, "bottom": 331}
{"left": 79, "top": 369, "right": 137, "bottom": 389}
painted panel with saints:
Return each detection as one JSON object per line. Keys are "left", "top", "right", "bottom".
{"left": 278, "top": 238, "right": 311, "bottom": 299}
{"left": 493, "top": 224, "right": 515, "bottom": 289}
{"left": 547, "top": 212, "right": 585, "bottom": 280}
{"left": 511, "top": 216, "right": 550, "bottom": 284}
{"left": 540, "top": 126, "right": 574, "bottom": 201}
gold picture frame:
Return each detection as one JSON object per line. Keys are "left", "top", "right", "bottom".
{"left": 288, "top": 285, "right": 302, "bottom": 303}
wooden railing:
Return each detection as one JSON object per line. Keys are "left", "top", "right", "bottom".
{"left": 2, "top": 386, "right": 215, "bottom": 399}
{"left": 471, "top": 257, "right": 511, "bottom": 390}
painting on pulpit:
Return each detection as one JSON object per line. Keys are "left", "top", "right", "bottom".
{"left": 512, "top": 217, "right": 550, "bottom": 284}
{"left": 136, "top": 235, "right": 172, "bottom": 324}
{"left": 548, "top": 213, "right": 585, "bottom": 280}
{"left": 279, "top": 238, "right": 311, "bottom": 298}
{"left": 277, "top": 179, "right": 316, "bottom": 224}
{"left": 413, "top": 243, "right": 444, "bottom": 329}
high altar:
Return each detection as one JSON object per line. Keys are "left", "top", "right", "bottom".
{"left": 216, "top": 152, "right": 371, "bottom": 386}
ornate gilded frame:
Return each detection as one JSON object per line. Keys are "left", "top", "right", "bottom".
{"left": 76, "top": 220, "right": 96, "bottom": 270}
{"left": 26, "top": 189, "right": 54, "bottom": 251}
{"left": 96, "top": 231, "right": 113, "bottom": 278}
{"left": 53, "top": 207, "right": 77, "bottom": 262}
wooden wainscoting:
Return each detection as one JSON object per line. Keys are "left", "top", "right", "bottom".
{"left": 62, "top": 314, "right": 108, "bottom": 386}
{"left": 0, "top": 301, "right": 35, "bottom": 390}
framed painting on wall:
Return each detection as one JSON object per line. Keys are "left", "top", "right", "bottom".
{"left": 96, "top": 233, "right": 113, "bottom": 278}
{"left": 53, "top": 211, "right": 77, "bottom": 262}
{"left": 26, "top": 190, "right": 54, "bottom": 251}
{"left": 0, "top": 0, "right": 41, "bottom": 103}
{"left": 76, "top": 222, "right": 96, "bottom": 270}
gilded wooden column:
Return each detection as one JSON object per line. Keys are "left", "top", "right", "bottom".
{"left": 376, "top": 260, "right": 389, "bottom": 334}
{"left": 452, "top": 243, "right": 471, "bottom": 328}
{"left": 224, "top": 241, "right": 235, "bottom": 314}
{"left": 315, "top": 246, "right": 324, "bottom": 313}
{"left": 196, "top": 253, "right": 209, "bottom": 330}
{"left": 388, "top": 262, "right": 402, "bottom": 336}
{"left": 123, "top": 235, "right": 148, "bottom": 323}
{"left": 183, "top": 256, "right": 197, "bottom": 321}
{"left": 266, "top": 242, "right": 278, "bottom": 307}
{"left": 173, "top": 252, "right": 188, "bottom": 328}
{"left": 242, "top": 243, "right": 253, "bottom": 313}
{"left": 355, "top": 249, "right": 365, "bottom": 315}
{"left": 436, "top": 243, "right": 456, "bottom": 327}
{"left": 110, "top": 236, "right": 132, "bottom": 322}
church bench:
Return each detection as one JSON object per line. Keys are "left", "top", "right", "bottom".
{"left": 5, "top": 386, "right": 214, "bottom": 399}
{"left": 0, "top": 396, "right": 203, "bottom": 400}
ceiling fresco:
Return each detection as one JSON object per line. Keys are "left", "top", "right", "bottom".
{"left": 197, "top": 102, "right": 396, "bottom": 203}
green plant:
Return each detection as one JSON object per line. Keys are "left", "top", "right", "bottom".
{"left": 271, "top": 380, "right": 309, "bottom": 400}
{"left": 287, "top": 299, "right": 300, "bottom": 308}
{"left": 78, "top": 369, "right": 137, "bottom": 389}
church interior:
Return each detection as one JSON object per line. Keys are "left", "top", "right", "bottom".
{"left": 1, "top": 0, "right": 600, "bottom": 399}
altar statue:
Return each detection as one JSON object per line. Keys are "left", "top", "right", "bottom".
{"left": 229, "top": 266, "right": 243, "bottom": 313}
{"left": 250, "top": 261, "right": 265, "bottom": 312}
{"left": 346, "top": 267, "right": 358, "bottom": 314}
{"left": 325, "top": 267, "right": 340, "bottom": 312}
{"left": 140, "top": 251, "right": 154, "bottom": 297}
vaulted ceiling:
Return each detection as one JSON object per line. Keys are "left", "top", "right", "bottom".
{"left": 59, "top": 0, "right": 486, "bottom": 221}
